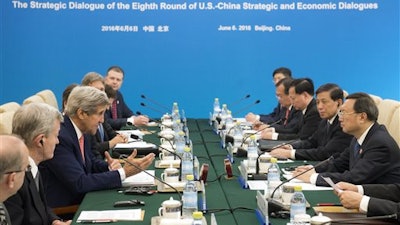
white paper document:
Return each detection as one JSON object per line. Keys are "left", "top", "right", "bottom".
{"left": 115, "top": 142, "right": 156, "bottom": 149}
{"left": 247, "top": 175, "right": 333, "bottom": 191}
{"left": 122, "top": 170, "right": 155, "bottom": 187}
{"left": 77, "top": 209, "right": 143, "bottom": 222}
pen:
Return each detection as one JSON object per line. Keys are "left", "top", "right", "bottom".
{"left": 78, "top": 220, "right": 115, "bottom": 224}
{"left": 317, "top": 203, "right": 342, "bottom": 206}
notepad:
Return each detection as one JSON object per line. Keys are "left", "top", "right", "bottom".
{"left": 122, "top": 170, "right": 155, "bottom": 187}
{"left": 77, "top": 209, "right": 144, "bottom": 222}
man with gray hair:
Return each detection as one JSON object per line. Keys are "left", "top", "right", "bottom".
{"left": 40, "top": 86, "right": 155, "bottom": 211}
{"left": 0, "top": 135, "right": 30, "bottom": 225}
{"left": 4, "top": 103, "right": 70, "bottom": 225}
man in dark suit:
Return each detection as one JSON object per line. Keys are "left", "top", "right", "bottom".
{"left": 294, "top": 93, "right": 400, "bottom": 186}
{"left": 246, "top": 67, "right": 292, "bottom": 124}
{"left": 81, "top": 72, "right": 128, "bottom": 159}
{"left": 336, "top": 182, "right": 400, "bottom": 222}
{"left": 261, "top": 78, "right": 321, "bottom": 140}
{"left": 270, "top": 83, "right": 352, "bottom": 160}
{"left": 0, "top": 135, "right": 30, "bottom": 225}
{"left": 104, "top": 66, "right": 149, "bottom": 130}
{"left": 40, "top": 86, "right": 155, "bottom": 209}
{"left": 4, "top": 103, "right": 70, "bottom": 225}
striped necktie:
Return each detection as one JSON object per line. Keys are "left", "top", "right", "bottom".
{"left": 0, "top": 203, "right": 10, "bottom": 225}
{"left": 111, "top": 100, "right": 118, "bottom": 119}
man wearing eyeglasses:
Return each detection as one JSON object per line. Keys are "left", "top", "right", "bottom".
{"left": 293, "top": 92, "right": 400, "bottom": 186}
{"left": 0, "top": 135, "right": 30, "bottom": 225}
{"left": 4, "top": 103, "right": 71, "bottom": 225}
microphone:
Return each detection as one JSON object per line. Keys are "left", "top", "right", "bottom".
{"left": 140, "top": 94, "right": 170, "bottom": 111}
{"left": 235, "top": 118, "right": 286, "bottom": 157}
{"left": 158, "top": 145, "right": 183, "bottom": 181}
{"left": 113, "top": 152, "right": 182, "bottom": 201}
{"left": 230, "top": 94, "right": 251, "bottom": 108}
{"left": 267, "top": 156, "right": 334, "bottom": 214}
{"left": 256, "top": 140, "right": 298, "bottom": 176}
{"left": 136, "top": 111, "right": 158, "bottom": 123}
{"left": 140, "top": 102, "right": 165, "bottom": 115}
{"left": 320, "top": 213, "right": 397, "bottom": 224}
{"left": 233, "top": 100, "right": 261, "bottom": 115}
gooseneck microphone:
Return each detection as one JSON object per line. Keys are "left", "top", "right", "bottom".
{"left": 230, "top": 94, "right": 251, "bottom": 108}
{"left": 140, "top": 94, "right": 170, "bottom": 111}
{"left": 235, "top": 118, "right": 286, "bottom": 157}
{"left": 113, "top": 152, "right": 182, "bottom": 200}
{"left": 140, "top": 102, "right": 166, "bottom": 115}
{"left": 267, "top": 156, "right": 334, "bottom": 214}
{"left": 233, "top": 100, "right": 261, "bottom": 115}
{"left": 250, "top": 139, "right": 299, "bottom": 180}
{"left": 158, "top": 145, "right": 183, "bottom": 181}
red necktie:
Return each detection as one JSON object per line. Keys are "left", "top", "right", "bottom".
{"left": 79, "top": 135, "right": 85, "bottom": 162}
{"left": 111, "top": 100, "right": 118, "bottom": 119}
{"left": 284, "top": 108, "right": 290, "bottom": 125}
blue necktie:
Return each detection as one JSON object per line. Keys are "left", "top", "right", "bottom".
{"left": 354, "top": 142, "right": 361, "bottom": 157}
{"left": 98, "top": 124, "right": 104, "bottom": 142}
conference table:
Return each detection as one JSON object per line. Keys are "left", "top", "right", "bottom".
{"left": 71, "top": 119, "right": 340, "bottom": 225}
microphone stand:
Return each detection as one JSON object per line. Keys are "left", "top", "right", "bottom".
{"left": 230, "top": 94, "right": 251, "bottom": 108}
{"left": 267, "top": 156, "right": 334, "bottom": 214}
{"left": 140, "top": 94, "right": 170, "bottom": 111}
{"left": 236, "top": 118, "right": 285, "bottom": 157}
{"left": 158, "top": 145, "right": 183, "bottom": 181}
{"left": 254, "top": 139, "right": 299, "bottom": 176}
{"left": 233, "top": 100, "right": 261, "bottom": 116}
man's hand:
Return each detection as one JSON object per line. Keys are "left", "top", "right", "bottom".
{"left": 52, "top": 220, "right": 72, "bottom": 225}
{"left": 134, "top": 115, "right": 149, "bottom": 126}
{"left": 123, "top": 149, "right": 155, "bottom": 177}
{"left": 245, "top": 113, "right": 258, "bottom": 123}
{"left": 338, "top": 191, "right": 363, "bottom": 209}
{"left": 260, "top": 129, "right": 274, "bottom": 139}
{"left": 336, "top": 182, "right": 358, "bottom": 192}
{"left": 109, "top": 133, "right": 128, "bottom": 149}
{"left": 270, "top": 148, "right": 291, "bottom": 159}
{"left": 292, "top": 165, "right": 315, "bottom": 183}
{"left": 105, "top": 151, "right": 122, "bottom": 170}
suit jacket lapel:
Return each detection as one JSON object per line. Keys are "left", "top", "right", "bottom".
{"left": 26, "top": 172, "right": 47, "bottom": 221}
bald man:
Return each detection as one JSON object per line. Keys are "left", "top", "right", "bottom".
{"left": 0, "top": 135, "right": 30, "bottom": 225}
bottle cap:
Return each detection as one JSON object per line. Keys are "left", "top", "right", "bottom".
{"left": 186, "top": 174, "right": 194, "bottom": 181}
{"left": 270, "top": 157, "right": 278, "bottom": 163}
{"left": 184, "top": 146, "right": 191, "bottom": 152}
{"left": 192, "top": 211, "right": 203, "bottom": 219}
{"left": 250, "top": 135, "right": 256, "bottom": 140}
{"left": 294, "top": 185, "right": 302, "bottom": 192}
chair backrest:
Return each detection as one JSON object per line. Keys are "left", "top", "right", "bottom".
{"left": 23, "top": 95, "right": 45, "bottom": 105}
{"left": 377, "top": 99, "right": 400, "bottom": 126}
{"left": 369, "top": 94, "right": 383, "bottom": 106}
{"left": 36, "top": 89, "right": 59, "bottom": 110}
{"left": 386, "top": 107, "right": 400, "bottom": 147}
{"left": 0, "top": 111, "right": 15, "bottom": 134}
{"left": 0, "top": 102, "right": 20, "bottom": 113}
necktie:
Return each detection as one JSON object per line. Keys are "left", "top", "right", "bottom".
{"left": 98, "top": 124, "right": 104, "bottom": 142}
{"left": 354, "top": 142, "right": 361, "bottom": 157}
{"left": 79, "top": 135, "right": 85, "bottom": 162}
{"left": 0, "top": 203, "right": 10, "bottom": 225}
{"left": 326, "top": 121, "right": 331, "bottom": 134}
{"left": 284, "top": 108, "right": 290, "bottom": 125}
{"left": 111, "top": 100, "right": 118, "bottom": 119}
{"left": 34, "top": 171, "right": 40, "bottom": 192}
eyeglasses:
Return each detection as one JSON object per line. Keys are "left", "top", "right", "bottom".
{"left": 3, "top": 165, "right": 31, "bottom": 174}
{"left": 338, "top": 110, "right": 357, "bottom": 117}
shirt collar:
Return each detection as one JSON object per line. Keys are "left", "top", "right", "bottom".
{"left": 70, "top": 118, "right": 83, "bottom": 140}
{"left": 357, "top": 123, "right": 374, "bottom": 146}
{"left": 28, "top": 156, "right": 38, "bottom": 178}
